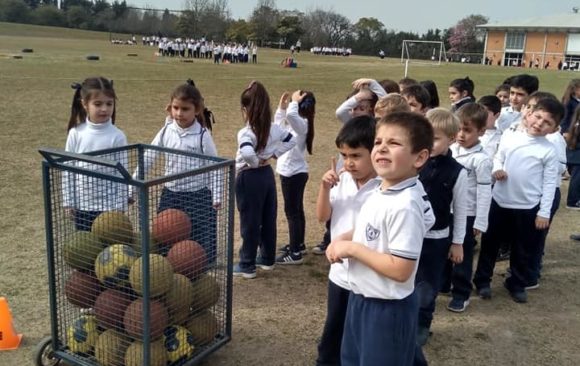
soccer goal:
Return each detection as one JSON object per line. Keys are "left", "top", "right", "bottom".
{"left": 401, "top": 40, "right": 446, "bottom": 65}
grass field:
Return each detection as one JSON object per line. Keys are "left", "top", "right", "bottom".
{"left": 1, "top": 21, "right": 580, "bottom": 365}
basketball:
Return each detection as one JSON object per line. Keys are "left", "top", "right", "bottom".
{"left": 124, "top": 298, "right": 169, "bottom": 340}
{"left": 66, "top": 314, "right": 99, "bottom": 354}
{"left": 63, "top": 231, "right": 105, "bottom": 271}
{"left": 152, "top": 209, "right": 191, "bottom": 245}
{"left": 92, "top": 211, "right": 134, "bottom": 244}
{"left": 95, "top": 244, "right": 139, "bottom": 288}
{"left": 64, "top": 270, "right": 102, "bottom": 308}
{"left": 190, "top": 275, "right": 220, "bottom": 312}
{"left": 94, "top": 329, "right": 130, "bottom": 366}
{"left": 94, "top": 288, "right": 133, "bottom": 330}
{"left": 124, "top": 339, "right": 167, "bottom": 366}
{"left": 166, "top": 240, "right": 207, "bottom": 280}
{"left": 186, "top": 310, "right": 219, "bottom": 346}
{"left": 129, "top": 254, "right": 174, "bottom": 297}
{"left": 165, "top": 274, "right": 195, "bottom": 325}
{"left": 163, "top": 325, "right": 195, "bottom": 364}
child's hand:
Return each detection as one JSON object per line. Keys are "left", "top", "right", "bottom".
{"left": 354, "top": 88, "right": 373, "bottom": 102}
{"left": 291, "top": 90, "right": 305, "bottom": 103}
{"left": 352, "top": 78, "right": 373, "bottom": 90}
{"left": 278, "top": 92, "right": 290, "bottom": 109}
{"left": 326, "top": 241, "right": 353, "bottom": 263}
{"left": 449, "top": 243, "right": 464, "bottom": 264}
{"left": 493, "top": 170, "right": 508, "bottom": 181}
{"left": 321, "top": 157, "right": 340, "bottom": 190}
{"left": 535, "top": 216, "right": 550, "bottom": 230}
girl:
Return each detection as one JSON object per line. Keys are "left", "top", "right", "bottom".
{"left": 449, "top": 77, "right": 475, "bottom": 112}
{"left": 560, "top": 79, "right": 580, "bottom": 134}
{"left": 335, "top": 78, "right": 386, "bottom": 123}
{"left": 495, "top": 83, "right": 511, "bottom": 108}
{"left": 274, "top": 90, "right": 316, "bottom": 264}
{"left": 138, "top": 80, "right": 220, "bottom": 262}
{"left": 63, "top": 77, "right": 128, "bottom": 231}
{"left": 565, "top": 105, "right": 580, "bottom": 210}
{"left": 234, "top": 81, "right": 296, "bottom": 278}
{"left": 420, "top": 80, "right": 440, "bottom": 109}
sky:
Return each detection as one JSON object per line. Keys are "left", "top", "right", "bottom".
{"left": 126, "top": 0, "right": 578, "bottom": 34}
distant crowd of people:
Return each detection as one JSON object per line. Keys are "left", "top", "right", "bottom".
{"left": 310, "top": 46, "right": 353, "bottom": 57}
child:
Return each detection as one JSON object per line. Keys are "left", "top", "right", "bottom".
{"left": 448, "top": 103, "right": 492, "bottom": 312}
{"left": 566, "top": 106, "right": 580, "bottom": 210}
{"left": 478, "top": 95, "right": 502, "bottom": 159}
{"left": 374, "top": 93, "right": 410, "bottom": 119}
{"left": 274, "top": 90, "right": 316, "bottom": 264}
{"left": 401, "top": 84, "right": 431, "bottom": 114}
{"left": 326, "top": 112, "right": 435, "bottom": 365}
{"left": 473, "top": 99, "right": 564, "bottom": 303}
{"left": 495, "top": 83, "right": 511, "bottom": 108}
{"left": 495, "top": 74, "right": 539, "bottom": 132}
{"left": 335, "top": 78, "right": 386, "bottom": 123}
{"left": 560, "top": 79, "right": 580, "bottom": 134}
{"left": 415, "top": 108, "right": 467, "bottom": 344}
{"left": 315, "top": 116, "right": 380, "bottom": 366}
{"left": 420, "top": 80, "right": 440, "bottom": 109}
{"left": 379, "top": 79, "right": 400, "bottom": 94}
{"left": 137, "top": 80, "right": 220, "bottom": 262}
{"left": 398, "top": 77, "right": 418, "bottom": 92}
{"left": 233, "top": 81, "right": 296, "bottom": 278}
{"left": 448, "top": 77, "right": 475, "bottom": 112}
{"left": 63, "top": 77, "right": 128, "bottom": 231}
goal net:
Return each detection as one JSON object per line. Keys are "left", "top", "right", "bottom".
{"left": 401, "top": 40, "right": 446, "bottom": 65}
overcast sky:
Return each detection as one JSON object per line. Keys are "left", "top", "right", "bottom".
{"left": 127, "top": 0, "right": 578, "bottom": 34}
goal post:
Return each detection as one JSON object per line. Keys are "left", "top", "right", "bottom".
{"left": 401, "top": 40, "right": 446, "bottom": 65}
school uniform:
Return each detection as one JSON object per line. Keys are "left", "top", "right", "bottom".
{"left": 63, "top": 119, "right": 128, "bottom": 231}
{"left": 496, "top": 106, "right": 521, "bottom": 132}
{"left": 450, "top": 97, "right": 473, "bottom": 112}
{"left": 235, "top": 123, "right": 295, "bottom": 271}
{"left": 480, "top": 128, "right": 502, "bottom": 159}
{"left": 416, "top": 151, "right": 467, "bottom": 330}
{"left": 450, "top": 143, "right": 492, "bottom": 301}
{"left": 335, "top": 81, "right": 387, "bottom": 124}
{"left": 317, "top": 173, "right": 380, "bottom": 366}
{"left": 560, "top": 97, "right": 579, "bottom": 134}
{"left": 341, "top": 176, "right": 435, "bottom": 366}
{"left": 137, "top": 119, "right": 219, "bottom": 261}
{"left": 474, "top": 132, "right": 558, "bottom": 295}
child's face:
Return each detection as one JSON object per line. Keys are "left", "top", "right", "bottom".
{"left": 338, "top": 145, "right": 374, "bottom": 181}
{"left": 82, "top": 92, "right": 114, "bottom": 124}
{"left": 403, "top": 95, "right": 424, "bottom": 114}
{"left": 372, "top": 124, "right": 428, "bottom": 188}
{"left": 520, "top": 97, "right": 538, "bottom": 117}
{"left": 496, "top": 90, "right": 510, "bottom": 106}
{"left": 526, "top": 109, "right": 558, "bottom": 136}
{"left": 351, "top": 100, "right": 373, "bottom": 118}
{"left": 431, "top": 129, "right": 454, "bottom": 157}
{"left": 456, "top": 121, "right": 484, "bottom": 148}
{"left": 509, "top": 87, "right": 529, "bottom": 111}
{"left": 448, "top": 87, "right": 466, "bottom": 103}
{"left": 171, "top": 98, "right": 199, "bottom": 128}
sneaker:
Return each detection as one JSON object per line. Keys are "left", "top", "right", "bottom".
{"left": 447, "top": 298, "right": 470, "bottom": 313}
{"left": 566, "top": 202, "right": 580, "bottom": 210}
{"left": 503, "top": 281, "right": 528, "bottom": 303}
{"left": 255, "top": 256, "right": 275, "bottom": 271}
{"left": 311, "top": 242, "right": 328, "bottom": 255}
{"left": 477, "top": 286, "right": 492, "bottom": 299}
{"left": 525, "top": 282, "right": 540, "bottom": 290}
{"left": 233, "top": 263, "right": 256, "bottom": 279}
{"left": 417, "top": 326, "right": 431, "bottom": 346}
{"left": 278, "top": 244, "right": 307, "bottom": 254}
{"left": 275, "top": 251, "right": 304, "bottom": 265}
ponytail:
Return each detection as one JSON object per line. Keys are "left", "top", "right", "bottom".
{"left": 566, "top": 105, "right": 580, "bottom": 150}
{"left": 298, "top": 92, "right": 316, "bottom": 155}
{"left": 172, "top": 78, "right": 215, "bottom": 131}
{"left": 68, "top": 83, "right": 85, "bottom": 131}
{"left": 241, "top": 81, "right": 271, "bottom": 152}
{"left": 450, "top": 76, "right": 475, "bottom": 101}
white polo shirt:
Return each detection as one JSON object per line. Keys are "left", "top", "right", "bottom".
{"left": 496, "top": 106, "right": 521, "bottom": 132}
{"left": 546, "top": 131, "right": 567, "bottom": 187}
{"left": 235, "top": 123, "right": 295, "bottom": 171}
{"left": 328, "top": 173, "right": 381, "bottom": 290}
{"left": 480, "top": 128, "right": 502, "bottom": 159}
{"left": 348, "top": 176, "right": 435, "bottom": 300}
{"left": 275, "top": 102, "right": 309, "bottom": 177}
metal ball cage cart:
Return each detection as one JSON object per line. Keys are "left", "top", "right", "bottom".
{"left": 35, "top": 144, "right": 234, "bottom": 366}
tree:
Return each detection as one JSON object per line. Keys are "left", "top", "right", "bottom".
{"left": 67, "top": 5, "right": 91, "bottom": 29}
{"left": 353, "top": 17, "right": 385, "bottom": 55}
{"left": 249, "top": 0, "right": 279, "bottom": 45}
{"left": 226, "top": 18, "right": 251, "bottom": 43}
{"left": 303, "top": 9, "right": 351, "bottom": 47}
{"left": 32, "top": 4, "right": 65, "bottom": 26}
{"left": 448, "top": 14, "right": 488, "bottom": 53}
{"left": 0, "top": 0, "right": 32, "bottom": 23}
{"left": 276, "top": 12, "right": 303, "bottom": 47}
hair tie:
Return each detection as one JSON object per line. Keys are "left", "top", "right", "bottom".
{"left": 186, "top": 79, "right": 195, "bottom": 87}
{"left": 71, "top": 82, "right": 82, "bottom": 90}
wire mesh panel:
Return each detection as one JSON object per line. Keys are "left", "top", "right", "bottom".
{"left": 40, "top": 144, "right": 234, "bottom": 366}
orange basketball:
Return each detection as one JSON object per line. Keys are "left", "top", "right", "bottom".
{"left": 166, "top": 240, "right": 207, "bottom": 280}
{"left": 152, "top": 209, "right": 191, "bottom": 245}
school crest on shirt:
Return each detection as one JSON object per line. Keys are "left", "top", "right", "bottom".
{"left": 365, "top": 223, "right": 380, "bottom": 241}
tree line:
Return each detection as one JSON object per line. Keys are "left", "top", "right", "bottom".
{"left": 0, "top": 0, "right": 487, "bottom": 58}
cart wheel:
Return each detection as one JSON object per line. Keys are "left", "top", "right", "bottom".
{"left": 33, "top": 336, "right": 61, "bottom": 366}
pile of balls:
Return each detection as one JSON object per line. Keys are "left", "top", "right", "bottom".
{"left": 62, "top": 209, "right": 221, "bottom": 366}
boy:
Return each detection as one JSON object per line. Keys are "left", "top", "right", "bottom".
{"left": 416, "top": 108, "right": 468, "bottom": 344}
{"left": 374, "top": 93, "right": 410, "bottom": 119}
{"left": 448, "top": 103, "right": 493, "bottom": 312}
{"left": 326, "top": 112, "right": 435, "bottom": 365}
{"left": 496, "top": 74, "right": 539, "bottom": 132}
{"left": 473, "top": 99, "right": 564, "bottom": 303}
{"left": 478, "top": 95, "right": 502, "bottom": 159}
{"left": 315, "top": 116, "right": 380, "bottom": 366}
{"left": 401, "top": 84, "right": 431, "bottom": 115}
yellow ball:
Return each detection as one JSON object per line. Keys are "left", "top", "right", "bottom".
{"left": 124, "top": 339, "right": 167, "bottom": 366}
{"left": 186, "top": 310, "right": 219, "bottom": 346}
{"left": 95, "top": 244, "right": 138, "bottom": 288}
{"left": 163, "top": 325, "right": 195, "bottom": 363}
{"left": 66, "top": 315, "right": 99, "bottom": 354}
{"left": 165, "top": 274, "right": 195, "bottom": 325}
{"left": 129, "top": 254, "right": 174, "bottom": 297}
{"left": 94, "top": 329, "right": 130, "bottom": 366}
{"left": 92, "top": 211, "right": 134, "bottom": 244}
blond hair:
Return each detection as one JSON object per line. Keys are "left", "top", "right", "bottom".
{"left": 374, "top": 93, "right": 410, "bottom": 119}
{"left": 426, "top": 107, "right": 459, "bottom": 138}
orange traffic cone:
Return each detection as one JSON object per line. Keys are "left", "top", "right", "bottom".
{"left": 0, "top": 297, "right": 22, "bottom": 350}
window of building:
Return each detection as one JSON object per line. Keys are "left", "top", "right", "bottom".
{"left": 505, "top": 32, "right": 525, "bottom": 51}
{"left": 504, "top": 52, "right": 523, "bottom": 67}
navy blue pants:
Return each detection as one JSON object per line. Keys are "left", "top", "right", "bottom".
{"left": 567, "top": 165, "right": 580, "bottom": 206}
{"left": 74, "top": 210, "right": 102, "bottom": 231}
{"left": 451, "top": 216, "right": 476, "bottom": 301}
{"left": 316, "top": 280, "right": 350, "bottom": 366}
{"left": 235, "top": 166, "right": 277, "bottom": 270}
{"left": 415, "top": 237, "right": 450, "bottom": 329}
{"left": 474, "top": 199, "right": 546, "bottom": 293}
{"left": 158, "top": 187, "right": 217, "bottom": 263}
{"left": 341, "top": 292, "right": 418, "bottom": 366}
{"left": 280, "top": 173, "right": 308, "bottom": 253}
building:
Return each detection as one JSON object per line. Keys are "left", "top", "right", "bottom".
{"left": 478, "top": 11, "right": 580, "bottom": 70}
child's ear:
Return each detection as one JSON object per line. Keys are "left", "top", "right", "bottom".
{"left": 414, "top": 148, "right": 430, "bottom": 169}
{"left": 478, "top": 128, "right": 486, "bottom": 137}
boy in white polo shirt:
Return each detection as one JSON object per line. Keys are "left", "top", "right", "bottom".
{"left": 326, "top": 112, "right": 435, "bottom": 366}
{"left": 495, "top": 74, "right": 539, "bottom": 132}
{"left": 315, "top": 115, "right": 380, "bottom": 366}
{"left": 473, "top": 98, "right": 565, "bottom": 303}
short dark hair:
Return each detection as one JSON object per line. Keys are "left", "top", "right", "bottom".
{"left": 478, "top": 95, "right": 502, "bottom": 115}
{"left": 510, "top": 74, "right": 539, "bottom": 95}
{"left": 377, "top": 112, "right": 433, "bottom": 154}
{"left": 335, "top": 115, "right": 376, "bottom": 152}
{"left": 533, "top": 99, "right": 565, "bottom": 125}
{"left": 456, "top": 102, "right": 488, "bottom": 130}
{"left": 526, "top": 91, "right": 558, "bottom": 104}
{"left": 420, "top": 80, "right": 440, "bottom": 108}
{"left": 379, "top": 79, "right": 400, "bottom": 94}
{"left": 401, "top": 84, "right": 431, "bottom": 110}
